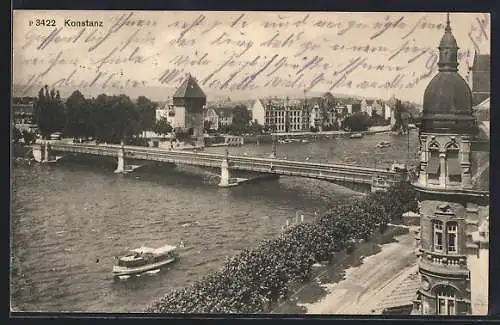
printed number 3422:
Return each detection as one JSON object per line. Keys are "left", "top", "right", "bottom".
{"left": 34, "top": 19, "right": 56, "bottom": 26}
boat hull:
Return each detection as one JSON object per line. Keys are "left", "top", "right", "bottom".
{"left": 113, "top": 257, "right": 176, "bottom": 276}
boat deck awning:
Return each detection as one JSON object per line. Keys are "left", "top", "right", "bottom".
{"left": 130, "top": 246, "right": 156, "bottom": 254}
{"left": 130, "top": 244, "right": 177, "bottom": 255}
{"left": 152, "top": 244, "right": 177, "bottom": 255}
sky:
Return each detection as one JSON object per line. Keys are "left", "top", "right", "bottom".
{"left": 12, "top": 11, "right": 490, "bottom": 103}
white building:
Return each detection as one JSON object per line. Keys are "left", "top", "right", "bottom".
{"left": 251, "top": 99, "right": 266, "bottom": 126}
{"left": 204, "top": 107, "right": 219, "bottom": 130}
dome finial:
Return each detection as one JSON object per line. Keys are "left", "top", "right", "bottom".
{"left": 445, "top": 13, "right": 451, "bottom": 32}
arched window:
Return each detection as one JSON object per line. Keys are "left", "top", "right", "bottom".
{"left": 432, "top": 220, "right": 444, "bottom": 251}
{"left": 436, "top": 286, "right": 456, "bottom": 315}
{"left": 427, "top": 141, "right": 441, "bottom": 181}
{"left": 427, "top": 150, "right": 440, "bottom": 180}
{"left": 446, "top": 144, "right": 461, "bottom": 183}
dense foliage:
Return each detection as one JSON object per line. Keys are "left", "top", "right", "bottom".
{"left": 92, "top": 94, "right": 140, "bottom": 144}
{"left": 145, "top": 181, "right": 417, "bottom": 314}
{"left": 153, "top": 117, "right": 173, "bottom": 136}
{"left": 136, "top": 96, "right": 158, "bottom": 134}
{"left": 368, "top": 111, "right": 390, "bottom": 127}
{"left": 32, "top": 87, "right": 163, "bottom": 144}
{"left": 34, "top": 86, "right": 66, "bottom": 139}
{"left": 22, "top": 130, "right": 37, "bottom": 145}
{"left": 390, "top": 98, "right": 417, "bottom": 134}
{"left": 65, "top": 90, "right": 93, "bottom": 139}
{"left": 12, "top": 126, "right": 22, "bottom": 143}
{"left": 342, "top": 112, "right": 371, "bottom": 132}
{"left": 231, "top": 105, "right": 251, "bottom": 135}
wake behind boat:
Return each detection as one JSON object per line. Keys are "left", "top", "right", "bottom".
{"left": 112, "top": 244, "right": 178, "bottom": 277}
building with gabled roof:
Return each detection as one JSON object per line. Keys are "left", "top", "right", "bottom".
{"left": 171, "top": 74, "right": 206, "bottom": 147}
{"left": 172, "top": 74, "right": 206, "bottom": 102}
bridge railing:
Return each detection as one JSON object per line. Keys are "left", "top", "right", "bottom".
{"left": 68, "top": 143, "right": 392, "bottom": 174}
{"left": 49, "top": 143, "right": 398, "bottom": 179}
{"left": 227, "top": 160, "right": 376, "bottom": 183}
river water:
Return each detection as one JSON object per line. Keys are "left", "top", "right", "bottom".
{"left": 11, "top": 131, "right": 419, "bottom": 312}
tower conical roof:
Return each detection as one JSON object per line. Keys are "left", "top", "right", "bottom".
{"left": 173, "top": 74, "right": 206, "bottom": 99}
{"left": 437, "top": 13, "right": 459, "bottom": 72}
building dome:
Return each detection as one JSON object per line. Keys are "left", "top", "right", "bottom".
{"left": 421, "top": 14, "right": 476, "bottom": 134}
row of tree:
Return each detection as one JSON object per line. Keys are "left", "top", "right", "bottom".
{"left": 12, "top": 126, "right": 37, "bottom": 145}
{"left": 390, "top": 98, "right": 421, "bottom": 134}
{"left": 335, "top": 111, "right": 390, "bottom": 132}
{"left": 146, "top": 181, "right": 418, "bottom": 313}
{"left": 27, "top": 85, "right": 416, "bottom": 141}
{"left": 34, "top": 86, "right": 162, "bottom": 144}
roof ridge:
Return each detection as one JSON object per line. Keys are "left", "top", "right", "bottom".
{"left": 173, "top": 75, "right": 206, "bottom": 99}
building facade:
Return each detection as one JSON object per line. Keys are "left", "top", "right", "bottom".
{"left": 251, "top": 99, "right": 266, "bottom": 126}
{"left": 412, "top": 15, "right": 489, "bottom": 316}
{"left": 156, "top": 99, "right": 174, "bottom": 120}
{"left": 172, "top": 75, "right": 206, "bottom": 147}
{"left": 203, "top": 107, "right": 219, "bottom": 130}
{"left": 253, "top": 98, "right": 310, "bottom": 132}
{"left": 288, "top": 105, "right": 309, "bottom": 132}
{"left": 265, "top": 104, "right": 287, "bottom": 132}
{"left": 309, "top": 103, "right": 322, "bottom": 130}
{"left": 13, "top": 103, "right": 34, "bottom": 123}
{"left": 361, "top": 99, "right": 374, "bottom": 117}
{"left": 384, "top": 103, "right": 392, "bottom": 120}
{"left": 467, "top": 52, "right": 490, "bottom": 107}
{"left": 473, "top": 98, "right": 490, "bottom": 122}
{"left": 214, "top": 107, "right": 234, "bottom": 127}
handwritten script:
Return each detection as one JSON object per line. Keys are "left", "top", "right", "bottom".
{"left": 13, "top": 11, "right": 490, "bottom": 102}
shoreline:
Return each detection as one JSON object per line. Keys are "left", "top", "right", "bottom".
{"left": 12, "top": 143, "right": 33, "bottom": 159}
{"left": 145, "top": 182, "right": 418, "bottom": 313}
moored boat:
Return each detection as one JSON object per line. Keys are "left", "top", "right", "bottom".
{"left": 349, "top": 133, "right": 364, "bottom": 139}
{"left": 112, "top": 244, "right": 178, "bottom": 277}
{"left": 376, "top": 141, "right": 391, "bottom": 148}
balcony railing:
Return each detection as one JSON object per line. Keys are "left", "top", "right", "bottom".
{"left": 421, "top": 250, "right": 467, "bottom": 267}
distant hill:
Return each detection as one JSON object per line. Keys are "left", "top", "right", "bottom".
{"left": 12, "top": 83, "right": 423, "bottom": 106}
{"left": 12, "top": 84, "right": 178, "bottom": 102}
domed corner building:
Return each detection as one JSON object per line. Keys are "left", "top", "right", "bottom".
{"left": 411, "top": 14, "right": 490, "bottom": 315}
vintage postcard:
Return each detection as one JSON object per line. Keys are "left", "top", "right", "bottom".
{"left": 11, "top": 11, "right": 490, "bottom": 315}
